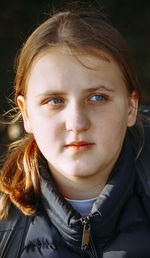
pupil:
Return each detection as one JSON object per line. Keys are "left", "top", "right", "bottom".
{"left": 54, "top": 98, "right": 61, "bottom": 103}
{"left": 94, "top": 95, "right": 103, "bottom": 101}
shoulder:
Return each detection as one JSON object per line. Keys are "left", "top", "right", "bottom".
{"left": 135, "top": 106, "right": 150, "bottom": 197}
{"left": 0, "top": 204, "right": 27, "bottom": 231}
{"left": 0, "top": 204, "right": 31, "bottom": 257}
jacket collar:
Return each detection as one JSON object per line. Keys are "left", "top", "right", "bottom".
{"left": 38, "top": 139, "right": 135, "bottom": 250}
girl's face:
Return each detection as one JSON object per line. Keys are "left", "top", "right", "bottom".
{"left": 18, "top": 48, "right": 138, "bottom": 183}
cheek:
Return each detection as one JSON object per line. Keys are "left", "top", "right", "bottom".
{"left": 29, "top": 114, "right": 64, "bottom": 145}
{"left": 94, "top": 107, "right": 128, "bottom": 145}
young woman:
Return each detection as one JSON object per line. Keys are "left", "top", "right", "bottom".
{"left": 0, "top": 10, "right": 150, "bottom": 258}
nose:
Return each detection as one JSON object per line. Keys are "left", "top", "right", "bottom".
{"left": 65, "top": 103, "right": 91, "bottom": 133}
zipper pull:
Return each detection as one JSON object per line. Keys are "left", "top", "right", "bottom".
{"left": 81, "top": 217, "right": 91, "bottom": 251}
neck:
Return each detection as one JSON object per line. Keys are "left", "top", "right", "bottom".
{"left": 48, "top": 165, "right": 111, "bottom": 200}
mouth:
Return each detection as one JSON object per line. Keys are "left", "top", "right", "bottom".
{"left": 64, "top": 141, "right": 94, "bottom": 153}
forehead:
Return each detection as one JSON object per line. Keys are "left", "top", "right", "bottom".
{"left": 29, "top": 46, "right": 123, "bottom": 75}
{"left": 26, "top": 47, "right": 127, "bottom": 96}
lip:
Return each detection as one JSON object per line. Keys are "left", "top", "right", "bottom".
{"left": 65, "top": 141, "right": 94, "bottom": 153}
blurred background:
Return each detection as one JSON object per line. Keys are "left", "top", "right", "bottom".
{"left": 0, "top": 0, "right": 150, "bottom": 158}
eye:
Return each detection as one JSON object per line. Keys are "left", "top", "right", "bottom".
{"left": 89, "top": 95, "right": 105, "bottom": 102}
{"left": 47, "top": 97, "right": 64, "bottom": 105}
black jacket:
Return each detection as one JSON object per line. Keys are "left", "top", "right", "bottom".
{"left": 1, "top": 127, "right": 150, "bottom": 258}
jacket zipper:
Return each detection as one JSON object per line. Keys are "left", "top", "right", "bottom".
{"left": 81, "top": 216, "right": 91, "bottom": 251}
{"left": 81, "top": 215, "right": 98, "bottom": 258}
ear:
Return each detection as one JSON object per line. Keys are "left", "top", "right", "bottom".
{"left": 127, "top": 90, "right": 139, "bottom": 127}
{"left": 17, "top": 95, "right": 32, "bottom": 133}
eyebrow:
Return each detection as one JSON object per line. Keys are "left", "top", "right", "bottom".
{"left": 85, "top": 86, "right": 115, "bottom": 92}
{"left": 35, "top": 85, "right": 115, "bottom": 98}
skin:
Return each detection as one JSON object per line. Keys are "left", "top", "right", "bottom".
{"left": 18, "top": 48, "right": 138, "bottom": 200}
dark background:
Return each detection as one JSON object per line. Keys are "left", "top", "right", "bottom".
{"left": 0, "top": 0, "right": 150, "bottom": 156}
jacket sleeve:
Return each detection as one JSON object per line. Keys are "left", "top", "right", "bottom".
{"left": 0, "top": 204, "right": 30, "bottom": 258}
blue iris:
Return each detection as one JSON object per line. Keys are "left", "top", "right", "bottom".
{"left": 50, "top": 98, "right": 63, "bottom": 104}
{"left": 90, "top": 95, "right": 104, "bottom": 102}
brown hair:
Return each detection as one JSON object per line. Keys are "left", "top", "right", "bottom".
{"left": 0, "top": 11, "right": 142, "bottom": 219}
